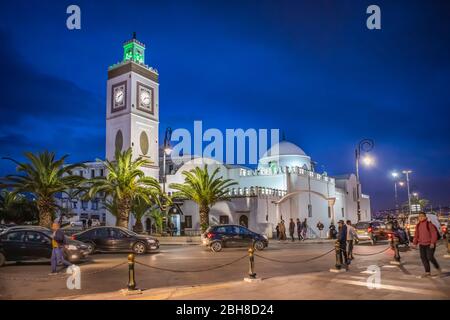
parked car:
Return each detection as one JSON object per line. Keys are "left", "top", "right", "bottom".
{"left": 201, "top": 225, "right": 269, "bottom": 252}
{"left": 72, "top": 226, "right": 159, "bottom": 254}
{"left": 0, "top": 227, "right": 90, "bottom": 267}
{"left": 354, "top": 221, "right": 388, "bottom": 245}
{"left": 405, "top": 213, "right": 443, "bottom": 241}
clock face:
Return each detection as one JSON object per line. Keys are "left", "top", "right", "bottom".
{"left": 140, "top": 90, "right": 151, "bottom": 106}
{"left": 111, "top": 81, "right": 127, "bottom": 112}
{"left": 136, "top": 82, "right": 154, "bottom": 114}
{"left": 115, "top": 89, "right": 124, "bottom": 103}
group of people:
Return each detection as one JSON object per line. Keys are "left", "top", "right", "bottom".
{"left": 335, "top": 220, "right": 358, "bottom": 267}
{"left": 276, "top": 218, "right": 308, "bottom": 241}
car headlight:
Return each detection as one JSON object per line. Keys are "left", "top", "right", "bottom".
{"left": 147, "top": 239, "right": 156, "bottom": 244}
{"left": 65, "top": 244, "right": 78, "bottom": 250}
{"left": 263, "top": 235, "right": 268, "bottom": 240}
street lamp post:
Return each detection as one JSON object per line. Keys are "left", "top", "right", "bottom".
{"left": 402, "top": 170, "right": 412, "bottom": 217}
{"left": 355, "top": 139, "right": 374, "bottom": 222}
{"left": 391, "top": 171, "right": 399, "bottom": 214}
{"left": 162, "top": 127, "right": 173, "bottom": 194}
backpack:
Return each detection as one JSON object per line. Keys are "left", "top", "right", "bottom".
{"left": 426, "top": 221, "right": 441, "bottom": 241}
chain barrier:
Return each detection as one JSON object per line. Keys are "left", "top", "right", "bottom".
{"left": 0, "top": 261, "right": 127, "bottom": 282}
{"left": 351, "top": 246, "right": 391, "bottom": 256}
{"left": 254, "top": 248, "right": 335, "bottom": 264}
{"left": 135, "top": 254, "right": 248, "bottom": 273}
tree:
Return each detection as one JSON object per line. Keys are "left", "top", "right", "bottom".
{"left": 150, "top": 208, "right": 165, "bottom": 235}
{"left": 87, "top": 148, "right": 163, "bottom": 228}
{"left": 1, "top": 152, "right": 85, "bottom": 228}
{"left": 132, "top": 196, "right": 152, "bottom": 233}
{"left": 0, "top": 189, "right": 39, "bottom": 224}
{"left": 169, "top": 165, "right": 237, "bottom": 232}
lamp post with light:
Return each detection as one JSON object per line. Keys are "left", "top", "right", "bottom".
{"left": 402, "top": 170, "right": 413, "bottom": 217}
{"left": 162, "top": 127, "right": 173, "bottom": 194}
{"left": 355, "top": 139, "right": 374, "bottom": 222}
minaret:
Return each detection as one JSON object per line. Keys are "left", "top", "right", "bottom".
{"left": 105, "top": 33, "right": 159, "bottom": 179}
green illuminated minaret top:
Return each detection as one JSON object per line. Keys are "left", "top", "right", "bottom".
{"left": 123, "top": 32, "right": 145, "bottom": 64}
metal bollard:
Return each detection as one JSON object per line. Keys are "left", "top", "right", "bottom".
{"left": 127, "top": 253, "right": 137, "bottom": 290}
{"left": 248, "top": 247, "right": 256, "bottom": 279}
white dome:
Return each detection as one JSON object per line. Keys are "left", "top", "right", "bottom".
{"left": 258, "top": 140, "right": 311, "bottom": 170}
{"left": 262, "top": 141, "right": 307, "bottom": 158}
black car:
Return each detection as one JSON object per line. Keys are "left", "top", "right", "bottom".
{"left": 0, "top": 227, "right": 90, "bottom": 267}
{"left": 202, "top": 225, "right": 269, "bottom": 252}
{"left": 72, "top": 226, "right": 159, "bottom": 254}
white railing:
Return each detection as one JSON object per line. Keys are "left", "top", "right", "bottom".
{"left": 227, "top": 186, "right": 287, "bottom": 198}
{"left": 239, "top": 166, "right": 334, "bottom": 184}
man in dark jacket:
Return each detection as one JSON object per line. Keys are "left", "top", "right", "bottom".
{"left": 289, "top": 218, "right": 295, "bottom": 242}
{"left": 337, "top": 220, "right": 349, "bottom": 266}
{"left": 412, "top": 212, "right": 442, "bottom": 278}
{"left": 296, "top": 218, "right": 303, "bottom": 241}
{"left": 50, "top": 223, "right": 72, "bottom": 275}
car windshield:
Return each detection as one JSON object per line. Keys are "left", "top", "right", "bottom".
{"left": 355, "top": 222, "right": 370, "bottom": 229}
{"left": 119, "top": 227, "right": 138, "bottom": 236}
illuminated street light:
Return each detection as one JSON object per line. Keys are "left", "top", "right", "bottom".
{"left": 402, "top": 170, "right": 413, "bottom": 216}
{"left": 355, "top": 139, "right": 374, "bottom": 222}
{"left": 391, "top": 171, "right": 399, "bottom": 178}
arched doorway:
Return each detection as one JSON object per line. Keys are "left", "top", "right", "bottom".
{"left": 145, "top": 218, "right": 151, "bottom": 234}
{"left": 239, "top": 215, "right": 248, "bottom": 227}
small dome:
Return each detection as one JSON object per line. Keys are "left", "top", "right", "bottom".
{"left": 262, "top": 141, "right": 307, "bottom": 158}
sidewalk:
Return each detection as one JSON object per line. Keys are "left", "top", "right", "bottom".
{"left": 60, "top": 266, "right": 450, "bottom": 300}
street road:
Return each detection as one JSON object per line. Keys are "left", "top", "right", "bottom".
{"left": 0, "top": 240, "right": 449, "bottom": 299}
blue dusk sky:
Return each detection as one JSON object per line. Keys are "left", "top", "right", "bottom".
{"left": 0, "top": 0, "right": 449, "bottom": 212}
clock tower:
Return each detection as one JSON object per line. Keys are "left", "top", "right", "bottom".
{"left": 106, "top": 33, "right": 159, "bottom": 179}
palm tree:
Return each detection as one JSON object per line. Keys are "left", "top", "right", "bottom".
{"left": 87, "top": 148, "right": 163, "bottom": 228}
{"left": 132, "top": 196, "right": 152, "bottom": 233}
{"left": 1, "top": 151, "right": 85, "bottom": 227}
{"left": 150, "top": 208, "right": 165, "bottom": 235}
{"left": 0, "top": 189, "right": 38, "bottom": 224}
{"left": 169, "top": 165, "right": 237, "bottom": 232}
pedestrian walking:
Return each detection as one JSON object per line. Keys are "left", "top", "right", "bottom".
{"left": 328, "top": 222, "right": 337, "bottom": 239}
{"left": 275, "top": 224, "right": 280, "bottom": 240}
{"left": 279, "top": 220, "right": 287, "bottom": 241}
{"left": 337, "top": 220, "right": 349, "bottom": 267}
{"left": 296, "top": 218, "right": 303, "bottom": 241}
{"left": 412, "top": 212, "right": 442, "bottom": 278}
{"left": 302, "top": 218, "right": 308, "bottom": 240}
{"left": 346, "top": 220, "right": 358, "bottom": 260}
{"left": 316, "top": 221, "right": 324, "bottom": 238}
{"left": 49, "top": 223, "right": 72, "bottom": 275}
{"left": 87, "top": 218, "right": 92, "bottom": 228}
{"left": 82, "top": 219, "right": 86, "bottom": 230}
{"left": 289, "top": 218, "right": 295, "bottom": 242}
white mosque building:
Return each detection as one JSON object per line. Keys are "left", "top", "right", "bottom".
{"left": 58, "top": 34, "right": 371, "bottom": 238}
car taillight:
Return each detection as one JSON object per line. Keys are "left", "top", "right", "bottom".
{"left": 442, "top": 226, "right": 447, "bottom": 233}
{"left": 367, "top": 227, "right": 372, "bottom": 233}
{"left": 207, "top": 232, "right": 214, "bottom": 239}
{"left": 71, "top": 235, "right": 76, "bottom": 240}
{"left": 387, "top": 233, "right": 393, "bottom": 239}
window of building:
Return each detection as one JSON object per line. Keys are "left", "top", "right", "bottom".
{"left": 72, "top": 201, "right": 77, "bottom": 209}
{"left": 219, "top": 215, "right": 229, "bottom": 225}
{"left": 81, "top": 200, "right": 88, "bottom": 210}
{"left": 184, "top": 215, "right": 192, "bottom": 228}
{"left": 91, "top": 169, "right": 95, "bottom": 178}
{"left": 308, "top": 204, "right": 312, "bottom": 217}
{"left": 91, "top": 200, "right": 99, "bottom": 210}
{"left": 100, "top": 169, "right": 104, "bottom": 176}
{"left": 79, "top": 170, "right": 84, "bottom": 177}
